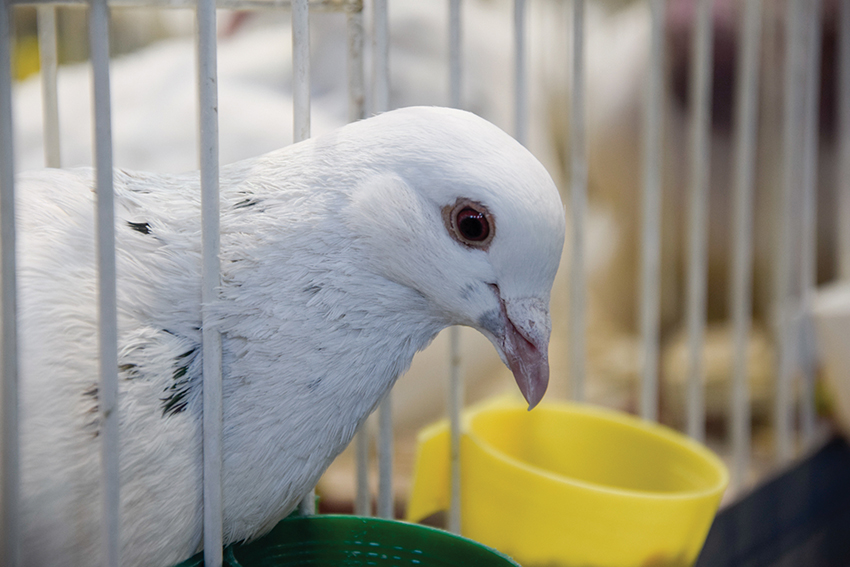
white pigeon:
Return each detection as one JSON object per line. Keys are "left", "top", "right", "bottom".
{"left": 15, "top": 106, "right": 565, "bottom": 566}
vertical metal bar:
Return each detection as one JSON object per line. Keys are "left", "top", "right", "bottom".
{"left": 292, "top": 0, "right": 316, "bottom": 516}
{"left": 730, "top": 0, "right": 761, "bottom": 494}
{"left": 89, "top": 0, "right": 120, "bottom": 564}
{"left": 640, "top": 0, "right": 665, "bottom": 422}
{"left": 449, "top": 0, "right": 461, "bottom": 108}
{"left": 197, "top": 0, "right": 223, "bottom": 563}
{"left": 447, "top": 327, "right": 462, "bottom": 533}
{"left": 799, "top": 0, "right": 822, "bottom": 449}
{"left": 354, "top": 428, "right": 370, "bottom": 516}
{"left": 347, "top": 1, "right": 370, "bottom": 518}
{"left": 0, "top": 2, "right": 19, "bottom": 565}
{"left": 513, "top": 0, "right": 527, "bottom": 145}
{"left": 292, "top": 0, "right": 310, "bottom": 144}
{"left": 347, "top": 2, "right": 365, "bottom": 123}
{"left": 37, "top": 6, "right": 60, "bottom": 168}
{"left": 840, "top": 0, "right": 850, "bottom": 281}
{"left": 372, "top": 0, "right": 392, "bottom": 519}
{"left": 377, "top": 393, "right": 393, "bottom": 518}
{"left": 447, "top": 0, "right": 463, "bottom": 535}
{"left": 569, "top": 0, "right": 587, "bottom": 402}
{"left": 372, "top": 0, "right": 388, "bottom": 114}
{"left": 777, "top": 0, "right": 806, "bottom": 465}
{"left": 685, "top": 0, "right": 713, "bottom": 442}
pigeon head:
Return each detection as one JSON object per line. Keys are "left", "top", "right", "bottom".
{"left": 338, "top": 107, "right": 565, "bottom": 408}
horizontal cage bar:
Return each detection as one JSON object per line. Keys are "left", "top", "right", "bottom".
{"left": 9, "top": 0, "right": 359, "bottom": 11}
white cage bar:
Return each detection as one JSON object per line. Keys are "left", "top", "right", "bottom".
{"left": 371, "top": 0, "right": 393, "bottom": 520}
{"left": 841, "top": 0, "right": 850, "bottom": 281}
{"left": 447, "top": 0, "right": 462, "bottom": 535}
{"left": 776, "top": 0, "right": 806, "bottom": 465}
{"left": 88, "top": 0, "right": 121, "bottom": 563}
{"left": 640, "top": 0, "right": 665, "bottom": 422}
{"left": 292, "top": 0, "right": 311, "bottom": 145}
{"left": 0, "top": 2, "right": 19, "bottom": 565}
{"left": 569, "top": 0, "right": 586, "bottom": 403}
{"left": 345, "top": 0, "right": 370, "bottom": 519}
{"left": 798, "top": 0, "right": 822, "bottom": 450}
{"left": 196, "top": 0, "right": 224, "bottom": 562}
{"left": 513, "top": 0, "right": 526, "bottom": 146}
{"left": 730, "top": 0, "right": 762, "bottom": 493}
{"left": 11, "top": 0, "right": 348, "bottom": 7}
{"left": 291, "top": 0, "right": 315, "bottom": 517}
{"left": 36, "top": 6, "right": 59, "bottom": 168}
{"left": 684, "top": 0, "right": 712, "bottom": 443}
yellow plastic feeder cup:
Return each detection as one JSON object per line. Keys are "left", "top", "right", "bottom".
{"left": 406, "top": 398, "right": 729, "bottom": 567}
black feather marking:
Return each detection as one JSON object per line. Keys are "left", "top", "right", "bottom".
{"left": 82, "top": 384, "right": 100, "bottom": 437}
{"left": 119, "top": 363, "right": 141, "bottom": 380}
{"left": 176, "top": 347, "right": 197, "bottom": 360}
{"left": 234, "top": 198, "right": 260, "bottom": 209}
{"left": 87, "top": 422, "right": 100, "bottom": 438}
{"left": 161, "top": 387, "right": 190, "bottom": 416}
{"left": 127, "top": 221, "right": 151, "bottom": 235}
{"left": 173, "top": 366, "right": 188, "bottom": 381}
{"left": 304, "top": 284, "right": 322, "bottom": 296}
{"left": 160, "top": 345, "right": 199, "bottom": 416}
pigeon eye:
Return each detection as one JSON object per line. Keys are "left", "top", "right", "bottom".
{"left": 443, "top": 199, "right": 495, "bottom": 249}
{"left": 456, "top": 208, "right": 489, "bottom": 241}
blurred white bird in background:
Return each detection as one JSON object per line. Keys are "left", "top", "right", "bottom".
{"left": 15, "top": 107, "right": 565, "bottom": 566}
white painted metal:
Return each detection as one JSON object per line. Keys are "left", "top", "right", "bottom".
{"left": 292, "top": 0, "right": 316, "bottom": 517}
{"left": 347, "top": 3, "right": 365, "bottom": 123}
{"left": 640, "top": 0, "right": 665, "bottom": 422}
{"left": 447, "top": 324, "right": 462, "bottom": 533}
{"left": 777, "top": 0, "right": 806, "bottom": 465}
{"left": 447, "top": 0, "right": 463, "bottom": 536}
{"left": 372, "top": 0, "right": 389, "bottom": 114}
{"left": 377, "top": 393, "right": 393, "bottom": 518}
{"left": 841, "top": 0, "right": 850, "bottom": 281}
{"left": 730, "top": 0, "right": 762, "bottom": 494}
{"left": 293, "top": 0, "right": 311, "bottom": 144}
{"left": 346, "top": 1, "right": 371, "bottom": 519}
{"left": 13, "top": 0, "right": 351, "bottom": 7}
{"left": 513, "top": 0, "right": 526, "bottom": 146}
{"left": 798, "top": 0, "right": 822, "bottom": 449}
{"left": 685, "top": 0, "right": 713, "bottom": 443}
{"left": 371, "top": 0, "right": 392, "bottom": 519}
{"left": 196, "top": 0, "right": 224, "bottom": 562}
{"left": 354, "top": 430, "right": 371, "bottom": 516}
{"left": 89, "top": 0, "right": 121, "bottom": 563}
{"left": 0, "top": 3, "right": 19, "bottom": 565}
{"left": 569, "top": 0, "right": 587, "bottom": 402}
{"left": 449, "top": 0, "right": 461, "bottom": 109}
{"left": 37, "top": 6, "right": 60, "bottom": 168}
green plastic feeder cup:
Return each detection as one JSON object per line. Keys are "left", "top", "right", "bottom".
{"left": 174, "top": 515, "right": 519, "bottom": 566}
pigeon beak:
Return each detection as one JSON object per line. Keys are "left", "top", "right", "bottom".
{"left": 486, "top": 294, "right": 551, "bottom": 410}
